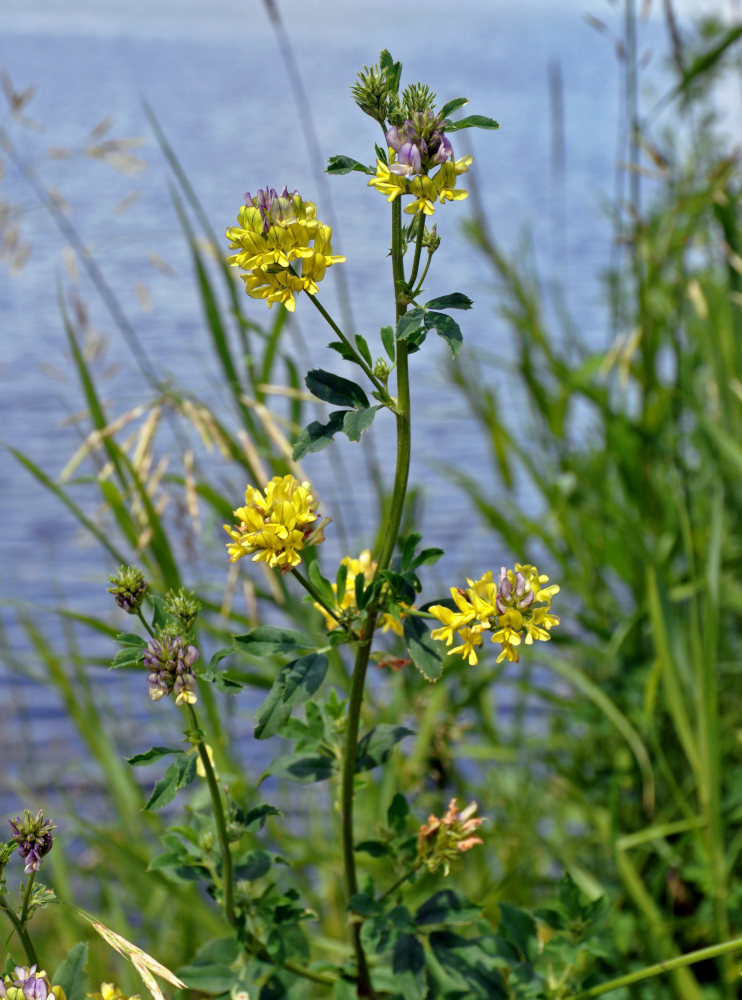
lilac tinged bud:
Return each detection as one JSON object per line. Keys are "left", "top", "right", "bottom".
{"left": 8, "top": 810, "right": 55, "bottom": 874}
{"left": 107, "top": 565, "right": 148, "bottom": 614}
{"left": 386, "top": 112, "right": 454, "bottom": 176}
{"left": 245, "top": 186, "right": 299, "bottom": 232}
{"left": 385, "top": 125, "right": 406, "bottom": 151}
{"left": 431, "top": 132, "right": 453, "bottom": 164}
{"left": 144, "top": 633, "right": 199, "bottom": 706}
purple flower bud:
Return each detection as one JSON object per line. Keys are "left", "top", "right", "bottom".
{"left": 107, "top": 565, "right": 148, "bottom": 614}
{"left": 144, "top": 634, "right": 199, "bottom": 706}
{"left": 385, "top": 125, "right": 407, "bottom": 151}
{"left": 431, "top": 132, "right": 453, "bottom": 164}
{"left": 8, "top": 811, "right": 55, "bottom": 874}
{"left": 389, "top": 141, "right": 422, "bottom": 177}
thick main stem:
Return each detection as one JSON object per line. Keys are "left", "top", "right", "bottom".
{"left": 185, "top": 704, "right": 235, "bottom": 926}
{"left": 340, "top": 198, "right": 412, "bottom": 998}
{"left": 0, "top": 896, "right": 38, "bottom": 966}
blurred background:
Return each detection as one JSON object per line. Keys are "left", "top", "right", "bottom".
{"left": 2, "top": 0, "right": 742, "bottom": 995}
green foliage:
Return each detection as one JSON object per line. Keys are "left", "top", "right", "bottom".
{"left": 52, "top": 944, "right": 90, "bottom": 1000}
{"left": 7, "top": 19, "right": 742, "bottom": 1000}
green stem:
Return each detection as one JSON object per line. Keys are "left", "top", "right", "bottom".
{"left": 244, "top": 927, "right": 337, "bottom": 986}
{"left": 0, "top": 896, "right": 38, "bottom": 966}
{"left": 290, "top": 567, "right": 345, "bottom": 628}
{"left": 564, "top": 935, "right": 742, "bottom": 1000}
{"left": 378, "top": 861, "right": 424, "bottom": 903}
{"left": 412, "top": 252, "right": 433, "bottom": 297}
{"left": 305, "top": 292, "right": 386, "bottom": 394}
{"left": 20, "top": 872, "right": 35, "bottom": 926}
{"left": 185, "top": 704, "right": 235, "bottom": 926}
{"left": 339, "top": 197, "right": 412, "bottom": 999}
{"left": 407, "top": 216, "right": 426, "bottom": 291}
{"left": 136, "top": 607, "right": 155, "bottom": 639}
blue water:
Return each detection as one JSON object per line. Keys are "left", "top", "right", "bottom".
{"left": 0, "top": 0, "right": 705, "bottom": 813}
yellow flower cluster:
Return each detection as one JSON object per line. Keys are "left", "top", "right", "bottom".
{"left": 314, "top": 549, "right": 406, "bottom": 635}
{"left": 428, "top": 563, "right": 559, "bottom": 665}
{"left": 224, "top": 475, "right": 324, "bottom": 571}
{"left": 417, "top": 798, "right": 483, "bottom": 876}
{"left": 368, "top": 153, "right": 473, "bottom": 215}
{"left": 87, "top": 986, "right": 140, "bottom": 1000}
{"left": 226, "top": 187, "right": 344, "bottom": 312}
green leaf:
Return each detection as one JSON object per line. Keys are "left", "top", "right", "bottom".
{"left": 178, "top": 936, "right": 239, "bottom": 993}
{"left": 429, "top": 932, "right": 508, "bottom": 998}
{"left": 293, "top": 410, "right": 347, "bottom": 459}
{"left": 676, "top": 24, "right": 742, "bottom": 99}
{"left": 52, "top": 943, "right": 89, "bottom": 1000}
{"left": 411, "top": 547, "right": 445, "bottom": 569}
{"left": 355, "top": 724, "right": 414, "bottom": 772}
{"left": 309, "top": 561, "right": 336, "bottom": 607}
{"left": 498, "top": 902, "right": 537, "bottom": 960}
{"left": 393, "top": 934, "right": 426, "bottom": 1000}
{"left": 327, "top": 155, "right": 375, "bottom": 175}
{"left": 355, "top": 334, "right": 373, "bottom": 366}
{"left": 111, "top": 632, "right": 146, "bottom": 670}
{"left": 255, "top": 652, "right": 329, "bottom": 740}
{"left": 445, "top": 114, "right": 500, "bottom": 132}
{"left": 416, "top": 890, "right": 482, "bottom": 927}
{"left": 440, "top": 97, "right": 469, "bottom": 118}
{"left": 254, "top": 681, "right": 293, "bottom": 740}
{"left": 343, "top": 406, "right": 379, "bottom": 442}
{"left": 234, "top": 626, "right": 316, "bottom": 657}
{"left": 282, "top": 652, "right": 329, "bottom": 707}
{"left": 336, "top": 563, "right": 349, "bottom": 603}
{"left": 424, "top": 311, "right": 463, "bottom": 358}
{"left": 387, "top": 792, "right": 409, "bottom": 832}
{"left": 396, "top": 309, "right": 425, "bottom": 342}
{"left": 241, "top": 804, "right": 281, "bottom": 832}
{"left": 379, "top": 49, "right": 402, "bottom": 93}
{"left": 424, "top": 292, "right": 473, "bottom": 311}
{"left": 404, "top": 614, "right": 443, "bottom": 682}
{"left": 306, "top": 369, "right": 369, "bottom": 409}
{"left": 201, "top": 668, "right": 244, "bottom": 694}
{"left": 328, "top": 339, "right": 358, "bottom": 364}
{"left": 265, "top": 752, "right": 336, "bottom": 784}
{"left": 381, "top": 325, "right": 396, "bottom": 361}
{"left": 234, "top": 849, "right": 272, "bottom": 881}
{"left": 355, "top": 840, "right": 391, "bottom": 857}
{"left": 144, "top": 754, "right": 198, "bottom": 811}
{"left": 127, "top": 746, "right": 183, "bottom": 766}
{"left": 348, "top": 892, "right": 384, "bottom": 918}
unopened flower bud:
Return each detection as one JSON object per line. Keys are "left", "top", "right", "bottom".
{"left": 8, "top": 811, "right": 55, "bottom": 873}
{"left": 164, "top": 588, "right": 201, "bottom": 637}
{"left": 143, "top": 633, "right": 199, "bottom": 706}
{"left": 107, "top": 566, "right": 148, "bottom": 614}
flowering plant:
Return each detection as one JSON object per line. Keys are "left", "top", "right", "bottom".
{"left": 15, "top": 47, "right": 717, "bottom": 1000}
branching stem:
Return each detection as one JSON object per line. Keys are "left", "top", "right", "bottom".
{"left": 340, "top": 196, "right": 412, "bottom": 999}
{"left": 184, "top": 704, "right": 235, "bottom": 926}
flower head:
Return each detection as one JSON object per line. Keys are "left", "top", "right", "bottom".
{"left": 417, "top": 798, "right": 483, "bottom": 876}
{"left": 0, "top": 968, "right": 65, "bottom": 1000}
{"left": 143, "top": 633, "right": 199, "bottom": 706}
{"left": 369, "top": 109, "right": 470, "bottom": 216}
{"left": 107, "top": 565, "right": 148, "bottom": 614}
{"left": 314, "top": 549, "right": 408, "bottom": 636}
{"left": 224, "top": 475, "right": 325, "bottom": 572}
{"left": 428, "top": 563, "right": 559, "bottom": 664}
{"left": 226, "top": 188, "right": 344, "bottom": 312}
{"left": 8, "top": 810, "right": 55, "bottom": 873}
